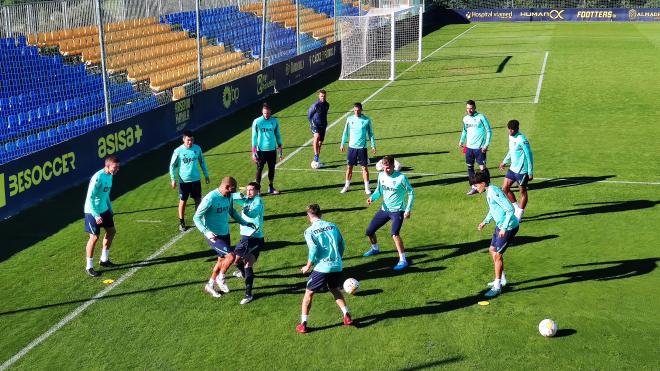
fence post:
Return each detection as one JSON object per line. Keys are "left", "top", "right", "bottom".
{"left": 296, "top": 0, "right": 300, "bottom": 55}
{"left": 94, "top": 0, "right": 113, "bottom": 125}
{"left": 195, "top": 0, "right": 203, "bottom": 88}
{"left": 179, "top": 0, "right": 184, "bottom": 12}
{"left": 334, "top": 0, "right": 338, "bottom": 41}
{"left": 390, "top": 12, "right": 395, "bottom": 81}
{"left": 62, "top": 1, "right": 69, "bottom": 29}
{"left": 260, "top": 0, "right": 267, "bottom": 68}
{"left": 5, "top": 6, "right": 13, "bottom": 37}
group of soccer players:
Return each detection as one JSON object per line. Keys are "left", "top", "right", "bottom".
{"left": 81, "top": 92, "right": 532, "bottom": 331}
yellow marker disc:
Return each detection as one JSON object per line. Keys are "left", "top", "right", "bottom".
{"left": 478, "top": 301, "right": 490, "bottom": 306}
{"left": 103, "top": 279, "right": 114, "bottom": 285}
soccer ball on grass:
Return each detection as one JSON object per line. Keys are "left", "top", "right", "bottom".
{"left": 538, "top": 319, "right": 557, "bottom": 337}
{"left": 343, "top": 278, "right": 360, "bottom": 295}
{"left": 310, "top": 161, "right": 321, "bottom": 169}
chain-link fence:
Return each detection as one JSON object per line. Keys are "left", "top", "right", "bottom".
{"left": 0, "top": 0, "right": 345, "bottom": 164}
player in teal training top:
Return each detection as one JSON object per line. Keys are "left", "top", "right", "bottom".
{"left": 297, "top": 204, "right": 352, "bottom": 333}
{"left": 459, "top": 100, "right": 492, "bottom": 196}
{"left": 251, "top": 103, "right": 283, "bottom": 195}
{"left": 194, "top": 176, "right": 255, "bottom": 298}
{"left": 83, "top": 155, "right": 120, "bottom": 277}
{"left": 169, "top": 130, "right": 210, "bottom": 232}
{"left": 471, "top": 170, "right": 520, "bottom": 298}
{"left": 340, "top": 102, "right": 376, "bottom": 194}
{"left": 231, "top": 181, "right": 264, "bottom": 305}
{"left": 363, "top": 155, "right": 415, "bottom": 270}
{"left": 499, "top": 119, "right": 534, "bottom": 221}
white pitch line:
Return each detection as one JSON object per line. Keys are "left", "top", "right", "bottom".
{"left": 369, "top": 99, "right": 534, "bottom": 105}
{"left": 278, "top": 167, "right": 660, "bottom": 186}
{"left": 0, "top": 229, "right": 195, "bottom": 370}
{"left": 534, "top": 51, "right": 549, "bottom": 104}
{"left": 267, "top": 24, "right": 479, "bottom": 176}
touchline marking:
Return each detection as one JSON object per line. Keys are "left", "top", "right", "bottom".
{"left": 534, "top": 51, "right": 549, "bottom": 104}
{"left": 0, "top": 229, "right": 195, "bottom": 370}
{"left": 265, "top": 24, "right": 479, "bottom": 177}
{"left": 277, "top": 168, "right": 660, "bottom": 186}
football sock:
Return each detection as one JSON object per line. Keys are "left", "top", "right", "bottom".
{"left": 301, "top": 315, "right": 308, "bottom": 323}
{"left": 399, "top": 252, "right": 407, "bottom": 262}
{"left": 245, "top": 267, "right": 254, "bottom": 296}
{"left": 371, "top": 243, "right": 379, "bottom": 251}
{"left": 314, "top": 154, "right": 319, "bottom": 162}
{"left": 208, "top": 279, "right": 214, "bottom": 286}
{"left": 494, "top": 279, "right": 501, "bottom": 289}
{"left": 340, "top": 306, "right": 349, "bottom": 315}
{"left": 364, "top": 181, "right": 369, "bottom": 188}
{"left": 501, "top": 271, "right": 507, "bottom": 281}
{"left": 218, "top": 273, "right": 225, "bottom": 282}
{"left": 236, "top": 261, "right": 246, "bottom": 277}
{"left": 179, "top": 218, "right": 185, "bottom": 226}
{"left": 86, "top": 258, "right": 93, "bottom": 269}
{"left": 100, "top": 249, "right": 109, "bottom": 262}
{"left": 344, "top": 180, "right": 351, "bottom": 187}
{"left": 467, "top": 164, "right": 475, "bottom": 179}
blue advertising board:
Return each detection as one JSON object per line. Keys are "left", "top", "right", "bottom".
{"left": 0, "top": 44, "right": 339, "bottom": 220}
{"left": 456, "top": 8, "right": 660, "bottom": 22}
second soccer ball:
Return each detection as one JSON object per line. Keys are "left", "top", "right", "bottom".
{"left": 310, "top": 161, "right": 321, "bottom": 169}
{"left": 538, "top": 319, "right": 557, "bottom": 337}
{"left": 343, "top": 278, "right": 360, "bottom": 295}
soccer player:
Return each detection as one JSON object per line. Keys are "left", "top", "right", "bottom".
{"left": 363, "top": 155, "right": 415, "bottom": 271}
{"left": 458, "top": 100, "right": 492, "bottom": 195}
{"left": 251, "top": 103, "right": 283, "bottom": 195}
{"left": 340, "top": 102, "right": 376, "bottom": 194}
{"left": 83, "top": 155, "right": 120, "bottom": 277}
{"left": 297, "top": 204, "right": 352, "bottom": 333}
{"left": 498, "top": 119, "right": 534, "bottom": 221}
{"left": 231, "top": 182, "right": 264, "bottom": 305}
{"left": 470, "top": 170, "right": 519, "bottom": 298}
{"left": 193, "top": 177, "right": 256, "bottom": 298}
{"left": 169, "top": 130, "right": 210, "bottom": 232}
{"left": 307, "top": 89, "right": 330, "bottom": 166}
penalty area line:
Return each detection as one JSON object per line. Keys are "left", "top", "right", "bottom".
{"left": 264, "top": 24, "right": 479, "bottom": 178}
{"left": 534, "top": 51, "right": 549, "bottom": 104}
{"left": 0, "top": 229, "right": 195, "bottom": 370}
{"left": 277, "top": 168, "right": 660, "bottom": 186}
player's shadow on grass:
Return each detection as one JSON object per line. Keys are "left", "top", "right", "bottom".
{"left": 351, "top": 257, "right": 658, "bottom": 330}
{"left": 398, "top": 356, "right": 465, "bottom": 371}
{"left": 411, "top": 234, "right": 559, "bottom": 265}
{"left": 524, "top": 200, "right": 659, "bottom": 222}
{"left": 530, "top": 175, "right": 616, "bottom": 190}
{"left": 508, "top": 258, "right": 659, "bottom": 292}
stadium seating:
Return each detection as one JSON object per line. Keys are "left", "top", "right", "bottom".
{"left": 0, "top": 37, "right": 155, "bottom": 164}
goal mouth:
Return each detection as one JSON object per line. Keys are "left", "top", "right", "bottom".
{"left": 338, "top": 5, "right": 423, "bottom": 81}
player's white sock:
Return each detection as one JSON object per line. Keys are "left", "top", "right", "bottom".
{"left": 100, "top": 249, "right": 109, "bottom": 262}
{"left": 493, "top": 278, "right": 502, "bottom": 290}
{"left": 344, "top": 180, "right": 351, "bottom": 187}
{"left": 364, "top": 180, "right": 369, "bottom": 188}
{"left": 301, "top": 314, "right": 308, "bottom": 323}
{"left": 218, "top": 273, "right": 225, "bottom": 282}
{"left": 501, "top": 271, "right": 507, "bottom": 281}
{"left": 340, "top": 306, "right": 349, "bottom": 315}
{"left": 371, "top": 243, "right": 379, "bottom": 251}
{"left": 86, "top": 258, "right": 93, "bottom": 269}
{"left": 208, "top": 279, "right": 215, "bottom": 286}
{"left": 399, "top": 252, "right": 407, "bottom": 262}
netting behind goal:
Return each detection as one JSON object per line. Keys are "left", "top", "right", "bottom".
{"left": 338, "top": 5, "right": 421, "bottom": 80}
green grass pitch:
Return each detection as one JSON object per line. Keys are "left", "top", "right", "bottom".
{"left": 1, "top": 22, "right": 659, "bottom": 370}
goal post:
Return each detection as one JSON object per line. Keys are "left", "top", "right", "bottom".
{"left": 338, "top": 5, "right": 422, "bottom": 81}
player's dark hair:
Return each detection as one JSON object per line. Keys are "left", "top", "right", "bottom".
{"left": 105, "top": 155, "right": 119, "bottom": 164}
{"left": 507, "top": 119, "right": 520, "bottom": 132}
{"left": 354, "top": 102, "right": 362, "bottom": 110}
{"left": 466, "top": 99, "right": 476, "bottom": 107}
{"left": 183, "top": 130, "right": 194, "bottom": 138}
{"left": 262, "top": 103, "right": 270, "bottom": 110}
{"left": 307, "top": 204, "right": 322, "bottom": 217}
{"left": 247, "top": 181, "right": 261, "bottom": 191}
{"left": 470, "top": 169, "right": 490, "bottom": 186}
{"left": 382, "top": 155, "right": 395, "bottom": 166}
{"left": 221, "top": 176, "right": 237, "bottom": 187}
{"left": 319, "top": 89, "right": 326, "bottom": 94}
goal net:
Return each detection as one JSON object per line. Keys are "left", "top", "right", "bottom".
{"left": 338, "top": 5, "right": 422, "bottom": 80}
